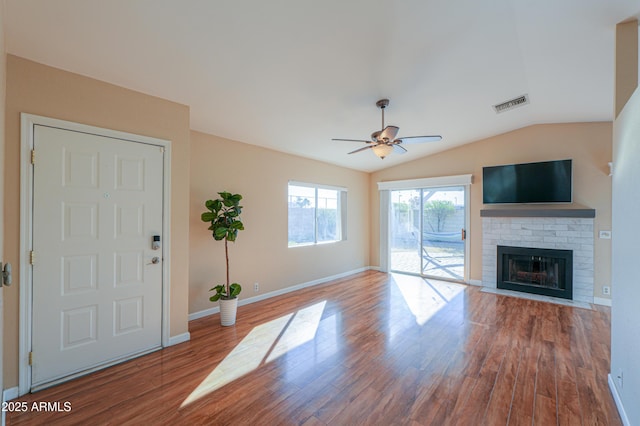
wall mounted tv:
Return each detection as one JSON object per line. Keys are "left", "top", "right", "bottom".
{"left": 482, "top": 159, "right": 572, "bottom": 204}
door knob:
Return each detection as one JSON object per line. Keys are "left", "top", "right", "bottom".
{"left": 147, "top": 257, "right": 160, "bottom": 265}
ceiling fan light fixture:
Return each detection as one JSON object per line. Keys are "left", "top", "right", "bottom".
{"left": 372, "top": 144, "right": 393, "bottom": 159}
{"left": 332, "top": 98, "right": 442, "bottom": 159}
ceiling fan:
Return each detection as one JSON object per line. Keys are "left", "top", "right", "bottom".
{"left": 332, "top": 99, "right": 442, "bottom": 159}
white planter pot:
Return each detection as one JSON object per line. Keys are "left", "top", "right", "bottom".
{"left": 219, "top": 297, "right": 239, "bottom": 326}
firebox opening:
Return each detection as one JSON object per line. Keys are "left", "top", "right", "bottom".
{"left": 497, "top": 245, "right": 573, "bottom": 300}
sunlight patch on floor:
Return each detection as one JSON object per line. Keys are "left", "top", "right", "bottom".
{"left": 391, "top": 273, "right": 465, "bottom": 326}
{"left": 266, "top": 301, "right": 326, "bottom": 362}
{"left": 181, "top": 301, "right": 326, "bottom": 407}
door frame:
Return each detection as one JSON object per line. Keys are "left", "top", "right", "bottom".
{"left": 378, "top": 174, "right": 472, "bottom": 283}
{"left": 18, "top": 113, "right": 172, "bottom": 395}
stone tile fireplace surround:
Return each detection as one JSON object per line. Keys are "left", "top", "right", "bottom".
{"left": 481, "top": 209, "right": 595, "bottom": 304}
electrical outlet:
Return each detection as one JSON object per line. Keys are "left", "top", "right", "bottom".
{"left": 254, "top": 282, "right": 259, "bottom": 292}
{"left": 602, "top": 286, "right": 611, "bottom": 295}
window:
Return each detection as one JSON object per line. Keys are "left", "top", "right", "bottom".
{"left": 288, "top": 182, "right": 347, "bottom": 247}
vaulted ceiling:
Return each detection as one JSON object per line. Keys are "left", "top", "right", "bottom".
{"left": 5, "top": 0, "right": 640, "bottom": 172}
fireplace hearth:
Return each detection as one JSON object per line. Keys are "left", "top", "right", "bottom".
{"left": 497, "top": 245, "right": 573, "bottom": 300}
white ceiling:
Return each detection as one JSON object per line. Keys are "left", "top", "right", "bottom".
{"left": 5, "top": 1, "right": 640, "bottom": 172}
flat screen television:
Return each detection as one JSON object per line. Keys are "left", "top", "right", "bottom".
{"left": 482, "top": 159, "right": 572, "bottom": 204}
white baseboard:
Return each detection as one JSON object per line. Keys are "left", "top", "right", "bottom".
{"left": 593, "top": 297, "right": 612, "bottom": 307}
{"left": 3, "top": 387, "right": 19, "bottom": 402}
{"left": 188, "top": 266, "right": 372, "bottom": 321}
{"left": 469, "top": 279, "right": 483, "bottom": 286}
{"left": 189, "top": 305, "right": 220, "bottom": 321}
{"left": 167, "top": 332, "right": 190, "bottom": 346}
{"left": 608, "top": 374, "right": 630, "bottom": 426}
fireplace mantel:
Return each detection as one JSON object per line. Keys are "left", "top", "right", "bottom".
{"left": 480, "top": 208, "right": 595, "bottom": 218}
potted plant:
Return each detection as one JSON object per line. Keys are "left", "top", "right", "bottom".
{"left": 201, "top": 191, "right": 244, "bottom": 326}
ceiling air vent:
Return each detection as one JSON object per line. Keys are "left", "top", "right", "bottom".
{"left": 493, "top": 94, "right": 529, "bottom": 113}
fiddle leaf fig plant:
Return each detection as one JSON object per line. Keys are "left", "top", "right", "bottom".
{"left": 201, "top": 192, "right": 244, "bottom": 301}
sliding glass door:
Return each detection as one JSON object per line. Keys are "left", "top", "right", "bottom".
{"left": 390, "top": 186, "right": 466, "bottom": 281}
{"left": 390, "top": 190, "right": 421, "bottom": 274}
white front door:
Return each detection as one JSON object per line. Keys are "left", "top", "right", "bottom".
{"left": 31, "top": 125, "right": 164, "bottom": 389}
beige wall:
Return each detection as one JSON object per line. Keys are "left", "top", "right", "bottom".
{"left": 3, "top": 56, "right": 191, "bottom": 387}
{"left": 370, "top": 123, "right": 612, "bottom": 298}
{"left": 189, "top": 131, "right": 370, "bottom": 315}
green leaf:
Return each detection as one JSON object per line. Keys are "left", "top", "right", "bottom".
{"left": 229, "top": 221, "right": 243, "bottom": 230}
{"left": 229, "top": 283, "right": 242, "bottom": 298}
{"left": 201, "top": 212, "right": 216, "bottom": 222}
{"left": 209, "top": 284, "right": 226, "bottom": 302}
{"left": 214, "top": 227, "right": 228, "bottom": 239}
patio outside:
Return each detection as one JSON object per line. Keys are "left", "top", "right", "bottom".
{"left": 390, "top": 187, "right": 465, "bottom": 281}
{"left": 391, "top": 240, "right": 464, "bottom": 281}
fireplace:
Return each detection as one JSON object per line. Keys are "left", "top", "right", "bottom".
{"left": 497, "top": 245, "right": 573, "bottom": 300}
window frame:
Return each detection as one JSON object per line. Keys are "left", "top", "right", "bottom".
{"left": 288, "top": 181, "right": 347, "bottom": 247}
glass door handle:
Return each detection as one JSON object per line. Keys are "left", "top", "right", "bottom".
{"left": 461, "top": 228, "right": 466, "bottom": 241}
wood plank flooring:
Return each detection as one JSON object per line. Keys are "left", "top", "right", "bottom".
{"left": 7, "top": 271, "right": 620, "bottom": 425}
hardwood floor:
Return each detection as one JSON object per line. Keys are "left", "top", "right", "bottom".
{"left": 7, "top": 271, "right": 620, "bottom": 425}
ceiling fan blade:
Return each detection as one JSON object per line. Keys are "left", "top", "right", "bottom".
{"left": 348, "top": 145, "right": 375, "bottom": 155}
{"left": 392, "top": 144, "right": 407, "bottom": 154}
{"left": 332, "top": 138, "right": 374, "bottom": 143}
{"left": 379, "top": 125, "right": 400, "bottom": 141}
{"left": 397, "top": 135, "right": 442, "bottom": 144}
